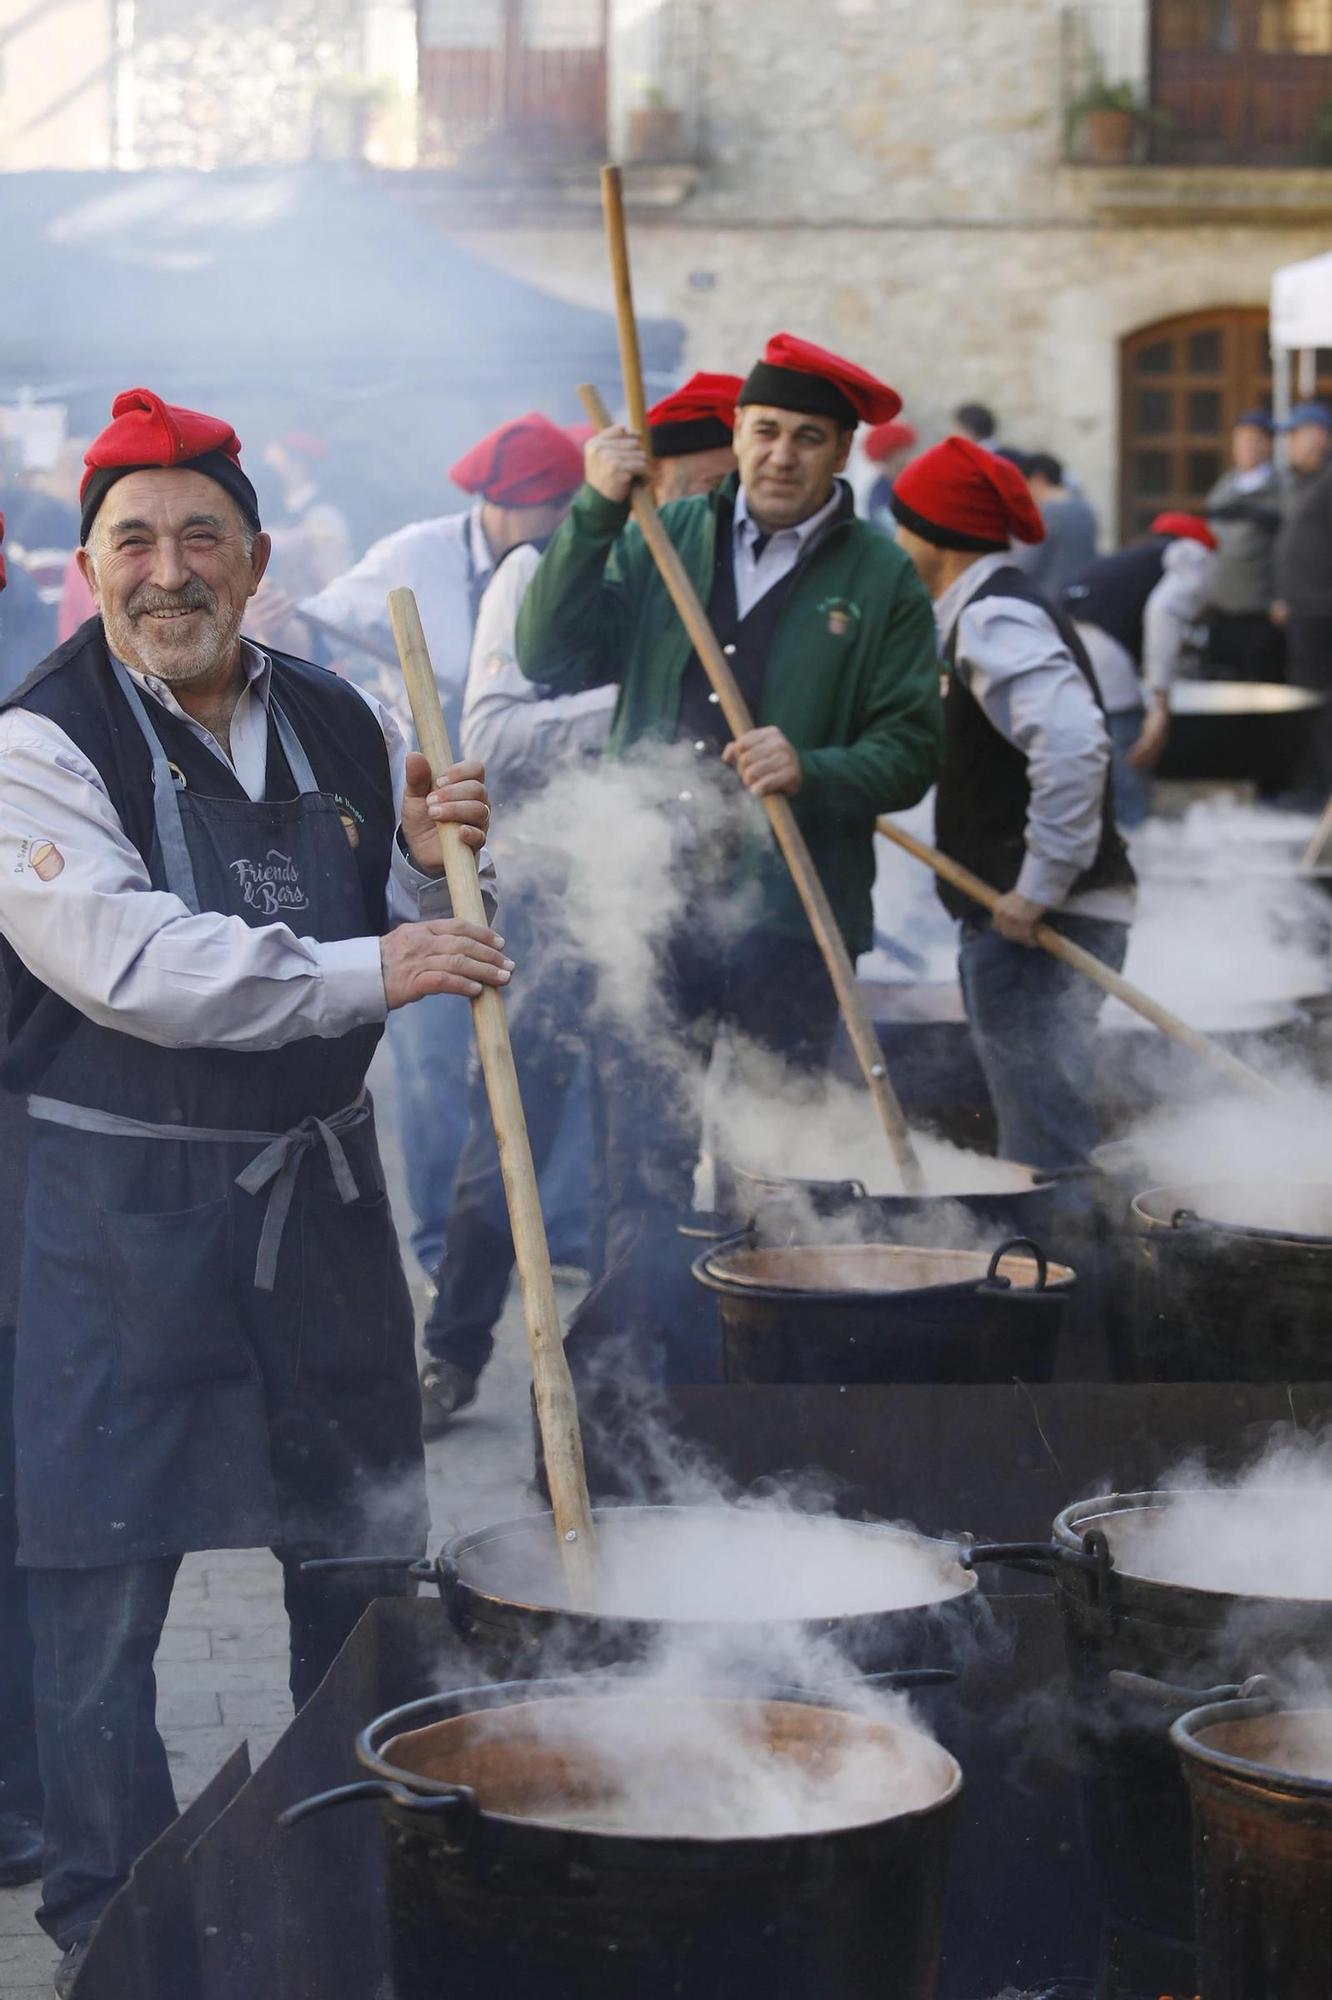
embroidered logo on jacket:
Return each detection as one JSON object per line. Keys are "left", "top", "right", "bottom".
{"left": 228, "top": 850, "right": 309, "bottom": 916}
{"left": 818, "top": 596, "right": 862, "bottom": 638}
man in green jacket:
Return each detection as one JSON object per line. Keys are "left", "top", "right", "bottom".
{"left": 517, "top": 333, "right": 942, "bottom": 1254}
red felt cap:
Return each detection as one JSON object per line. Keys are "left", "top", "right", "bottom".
{"left": 1149, "top": 510, "right": 1217, "bottom": 551}
{"left": 80, "top": 387, "right": 258, "bottom": 543}
{"left": 449, "top": 413, "right": 585, "bottom": 507}
{"left": 648, "top": 372, "right": 742, "bottom": 433}
{"left": 862, "top": 420, "right": 918, "bottom": 463}
{"left": 893, "top": 436, "right": 1046, "bottom": 551}
{"left": 739, "top": 334, "right": 901, "bottom": 428}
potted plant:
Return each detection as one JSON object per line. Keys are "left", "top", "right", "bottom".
{"left": 1067, "top": 71, "right": 1144, "bottom": 165}
{"left": 626, "top": 83, "right": 684, "bottom": 164}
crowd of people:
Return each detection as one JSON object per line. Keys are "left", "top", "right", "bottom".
{"left": 0, "top": 339, "right": 1328, "bottom": 1996}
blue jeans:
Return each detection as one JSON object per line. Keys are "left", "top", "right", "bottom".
{"left": 26, "top": 1553, "right": 415, "bottom": 1949}
{"left": 1106, "top": 706, "right": 1151, "bottom": 831}
{"left": 958, "top": 912, "right": 1130, "bottom": 1174}
{"left": 385, "top": 995, "right": 475, "bottom": 1277}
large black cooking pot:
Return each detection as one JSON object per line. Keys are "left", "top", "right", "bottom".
{"left": 968, "top": 1490, "right": 1332, "bottom": 1953}
{"left": 1129, "top": 1178, "right": 1332, "bottom": 1381}
{"left": 1155, "top": 679, "right": 1323, "bottom": 787}
{"left": 1173, "top": 1686, "right": 1332, "bottom": 2000}
{"left": 695, "top": 1236, "right": 1073, "bottom": 1386}
{"left": 280, "top": 1675, "right": 963, "bottom": 2000}
{"left": 304, "top": 1505, "right": 987, "bottom": 1680}
{"left": 730, "top": 1156, "right": 1056, "bottom": 1249}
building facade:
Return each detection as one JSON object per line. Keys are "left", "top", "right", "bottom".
{"left": 3, "top": 0, "right": 1331, "bottom": 537}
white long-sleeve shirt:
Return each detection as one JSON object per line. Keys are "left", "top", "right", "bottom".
{"left": 300, "top": 506, "right": 494, "bottom": 728}
{"left": 935, "top": 552, "right": 1134, "bottom": 922}
{"left": 1074, "top": 537, "right": 1216, "bottom": 715}
{"left": 0, "top": 641, "right": 495, "bottom": 1055}
{"left": 460, "top": 543, "right": 615, "bottom": 791}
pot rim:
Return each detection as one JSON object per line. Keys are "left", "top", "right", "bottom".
{"left": 1056, "top": 1489, "right": 1332, "bottom": 1609}
{"left": 442, "top": 1504, "right": 979, "bottom": 1622}
{"left": 729, "top": 1159, "right": 1050, "bottom": 1201}
{"left": 1129, "top": 1180, "right": 1332, "bottom": 1247}
{"left": 1171, "top": 1696, "right": 1332, "bottom": 1803}
{"left": 354, "top": 1674, "right": 965, "bottom": 1842}
{"left": 694, "top": 1241, "right": 1074, "bottom": 1304}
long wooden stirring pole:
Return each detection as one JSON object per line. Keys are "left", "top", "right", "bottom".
{"left": 875, "top": 816, "right": 1283, "bottom": 1102}
{"left": 579, "top": 383, "right": 927, "bottom": 1196}
{"left": 387, "top": 588, "right": 598, "bottom": 1602}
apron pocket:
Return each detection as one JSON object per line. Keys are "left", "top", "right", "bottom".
{"left": 99, "top": 1199, "right": 252, "bottom": 1398}
{"left": 297, "top": 1189, "right": 410, "bottom": 1388}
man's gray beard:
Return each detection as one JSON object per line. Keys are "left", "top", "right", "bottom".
{"left": 109, "top": 600, "right": 246, "bottom": 685}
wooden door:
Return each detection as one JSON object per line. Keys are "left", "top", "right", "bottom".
{"left": 1120, "top": 307, "right": 1332, "bottom": 540}
{"left": 1151, "top": 0, "right": 1332, "bottom": 163}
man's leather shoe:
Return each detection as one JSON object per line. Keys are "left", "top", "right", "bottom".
{"left": 420, "top": 1360, "right": 477, "bottom": 1440}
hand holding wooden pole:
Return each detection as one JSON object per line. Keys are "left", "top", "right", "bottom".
{"left": 876, "top": 816, "right": 1283, "bottom": 1102}
{"left": 579, "top": 382, "right": 928, "bottom": 1193}
{"left": 387, "top": 588, "right": 598, "bottom": 1603}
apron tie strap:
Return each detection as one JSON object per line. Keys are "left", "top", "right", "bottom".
{"left": 28, "top": 1092, "right": 371, "bottom": 1292}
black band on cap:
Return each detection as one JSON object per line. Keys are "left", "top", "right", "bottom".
{"left": 737, "top": 362, "right": 858, "bottom": 430}
{"left": 80, "top": 449, "right": 262, "bottom": 545}
{"left": 890, "top": 495, "right": 1009, "bottom": 554}
{"left": 649, "top": 414, "right": 735, "bottom": 459}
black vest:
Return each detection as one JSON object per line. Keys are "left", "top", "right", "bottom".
{"left": 1062, "top": 538, "right": 1167, "bottom": 662}
{"left": 0, "top": 620, "right": 396, "bottom": 1124}
{"left": 674, "top": 489, "right": 848, "bottom": 747}
{"left": 935, "top": 567, "right": 1135, "bottom": 920}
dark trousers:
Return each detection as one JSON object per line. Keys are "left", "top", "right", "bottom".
{"left": 26, "top": 1553, "right": 413, "bottom": 1950}
{"left": 0, "top": 1328, "right": 39, "bottom": 1823}
{"left": 958, "top": 912, "right": 1130, "bottom": 1174}
{"left": 603, "top": 929, "right": 840, "bottom": 1260}
{"left": 1204, "top": 609, "right": 1285, "bottom": 683}
{"left": 1285, "top": 612, "right": 1332, "bottom": 798}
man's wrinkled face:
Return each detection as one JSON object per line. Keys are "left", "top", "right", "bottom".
{"left": 653, "top": 444, "right": 737, "bottom": 503}
{"left": 79, "top": 469, "right": 269, "bottom": 685}
{"left": 734, "top": 405, "right": 851, "bottom": 531}
{"left": 1288, "top": 422, "right": 1331, "bottom": 476}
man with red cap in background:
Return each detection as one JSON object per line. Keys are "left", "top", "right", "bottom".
{"left": 418, "top": 372, "right": 745, "bottom": 1428}
{"left": 293, "top": 414, "right": 585, "bottom": 1297}
{"left": 518, "top": 333, "right": 942, "bottom": 1299}
{"left": 1062, "top": 511, "right": 1217, "bottom": 829}
{"left": 859, "top": 418, "right": 918, "bottom": 533}
{"left": 892, "top": 436, "right": 1135, "bottom": 1174}
{"left": 0, "top": 387, "right": 511, "bottom": 1991}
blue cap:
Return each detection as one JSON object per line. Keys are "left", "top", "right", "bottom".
{"left": 1233, "top": 407, "right": 1273, "bottom": 433}
{"left": 1279, "top": 401, "right": 1332, "bottom": 432}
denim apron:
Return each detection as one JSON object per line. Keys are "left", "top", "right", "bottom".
{"left": 14, "top": 662, "right": 427, "bottom": 1567}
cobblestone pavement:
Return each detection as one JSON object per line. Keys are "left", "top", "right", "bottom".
{"left": 0, "top": 1275, "right": 551, "bottom": 1995}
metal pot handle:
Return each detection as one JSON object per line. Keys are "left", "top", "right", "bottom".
{"left": 982, "top": 1237, "right": 1049, "bottom": 1292}
{"left": 963, "top": 1531, "right": 1111, "bottom": 1580}
{"left": 279, "top": 1780, "right": 479, "bottom": 1852}
{"left": 1108, "top": 1670, "right": 1276, "bottom": 1715}
{"left": 1170, "top": 1207, "right": 1201, "bottom": 1230}
{"left": 298, "top": 1556, "right": 435, "bottom": 1584}
{"left": 857, "top": 1667, "right": 956, "bottom": 1692}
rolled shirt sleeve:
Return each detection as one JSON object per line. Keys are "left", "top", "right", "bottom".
{"left": 0, "top": 688, "right": 495, "bottom": 1052}
{"left": 1141, "top": 539, "right": 1216, "bottom": 697}
{"left": 954, "top": 594, "right": 1112, "bottom": 910}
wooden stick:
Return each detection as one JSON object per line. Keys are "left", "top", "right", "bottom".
{"left": 387, "top": 588, "right": 598, "bottom": 1603}
{"left": 600, "top": 165, "right": 651, "bottom": 450}
{"left": 580, "top": 384, "right": 928, "bottom": 1193}
{"left": 876, "top": 816, "right": 1283, "bottom": 1103}
{"left": 1300, "top": 791, "right": 1332, "bottom": 874}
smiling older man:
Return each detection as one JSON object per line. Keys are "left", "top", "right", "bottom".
{"left": 516, "top": 334, "right": 942, "bottom": 1267}
{"left": 0, "top": 388, "right": 511, "bottom": 1993}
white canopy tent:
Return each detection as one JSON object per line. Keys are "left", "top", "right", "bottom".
{"left": 1270, "top": 250, "right": 1332, "bottom": 427}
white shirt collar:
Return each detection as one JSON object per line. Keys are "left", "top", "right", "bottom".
{"left": 733, "top": 481, "right": 842, "bottom": 553}
{"left": 468, "top": 503, "right": 496, "bottom": 582}
{"left": 932, "top": 550, "right": 1012, "bottom": 640}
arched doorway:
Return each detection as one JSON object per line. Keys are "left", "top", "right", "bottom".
{"left": 1119, "top": 307, "right": 1332, "bottom": 542}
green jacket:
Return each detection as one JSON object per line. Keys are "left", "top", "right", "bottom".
{"left": 516, "top": 476, "right": 944, "bottom": 954}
